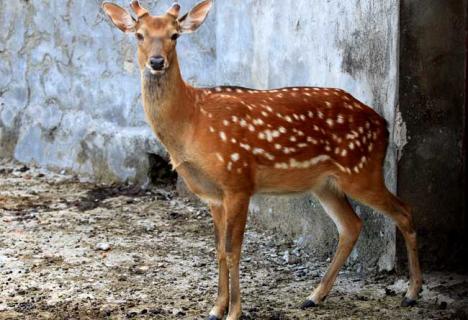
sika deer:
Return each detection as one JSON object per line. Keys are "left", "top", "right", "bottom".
{"left": 102, "top": 1, "right": 422, "bottom": 319}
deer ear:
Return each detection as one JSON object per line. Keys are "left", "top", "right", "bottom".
{"left": 102, "top": 2, "right": 136, "bottom": 33}
{"left": 167, "top": 3, "right": 181, "bottom": 18}
{"left": 178, "top": 0, "right": 213, "bottom": 33}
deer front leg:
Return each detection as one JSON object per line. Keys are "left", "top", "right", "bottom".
{"left": 208, "top": 204, "right": 229, "bottom": 320}
{"left": 223, "top": 192, "right": 250, "bottom": 320}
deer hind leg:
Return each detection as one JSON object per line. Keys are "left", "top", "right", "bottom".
{"left": 223, "top": 192, "right": 250, "bottom": 320}
{"left": 208, "top": 204, "right": 229, "bottom": 320}
{"left": 302, "top": 184, "right": 363, "bottom": 308}
{"left": 342, "top": 175, "right": 422, "bottom": 307}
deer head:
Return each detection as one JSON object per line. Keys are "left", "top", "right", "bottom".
{"left": 102, "top": 0, "right": 213, "bottom": 76}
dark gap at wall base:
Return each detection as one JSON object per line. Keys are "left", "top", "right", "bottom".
{"left": 398, "top": 0, "right": 468, "bottom": 271}
{"left": 147, "top": 153, "right": 178, "bottom": 186}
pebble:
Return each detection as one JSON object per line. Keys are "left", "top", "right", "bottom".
{"left": 282, "top": 250, "right": 300, "bottom": 265}
{"left": 133, "top": 265, "right": 150, "bottom": 274}
{"left": 172, "top": 308, "right": 185, "bottom": 316}
{"left": 95, "top": 243, "right": 111, "bottom": 251}
{"left": 144, "top": 223, "right": 156, "bottom": 232}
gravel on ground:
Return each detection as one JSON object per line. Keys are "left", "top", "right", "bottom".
{"left": 0, "top": 162, "right": 467, "bottom": 320}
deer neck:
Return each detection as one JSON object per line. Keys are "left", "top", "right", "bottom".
{"left": 141, "top": 54, "right": 195, "bottom": 159}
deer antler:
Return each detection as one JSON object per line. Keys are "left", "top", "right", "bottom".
{"left": 130, "top": 0, "right": 149, "bottom": 18}
{"left": 167, "top": 3, "right": 181, "bottom": 18}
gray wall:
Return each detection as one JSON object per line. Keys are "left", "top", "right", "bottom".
{"left": 0, "top": 0, "right": 215, "bottom": 182}
{"left": 399, "top": 0, "right": 467, "bottom": 269}
{"left": 0, "top": 0, "right": 400, "bottom": 269}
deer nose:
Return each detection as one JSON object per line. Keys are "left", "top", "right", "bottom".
{"left": 149, "top": 55, "right": 165, "bottom": 71}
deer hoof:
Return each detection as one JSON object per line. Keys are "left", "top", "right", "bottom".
{"left": 208, "top": 316, "right": 221, "bottom": 320}
{"left": 401, "top": 297, "right": 417, "bottom": 307}
{"left": 300, "top": 299, "right": 318, "bottom": 309}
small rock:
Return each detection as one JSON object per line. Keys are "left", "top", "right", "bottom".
{"left": 172, "top": 308, "right": 185, "bottom": 316}
{"left": 144, "top": 223, "right": 156, "bottom": 232}
{"left": 133, "top": 265, "right": 150, "bottom": 274}
{"left": 282, "top": 250, "right": 300, "bottom": 264}
{"left": 95, "top": 243, "right": 111, "bottom": 251}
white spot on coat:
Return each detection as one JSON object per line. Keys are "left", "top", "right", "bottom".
{"left": 219, "top": 131, "right": 227, "bottom": 142}
{"left": 231, "top": 153, "right": 240, "bottom": 162}
{"left": 253, "top": 148, "right": 265, "bottom": 155}
{"left": 240, "top": 143, "right": 251, "bottom": 151}
{"left": 307, "top": 137, "right": 318, "bottom": 144}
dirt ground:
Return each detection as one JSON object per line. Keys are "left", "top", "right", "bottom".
{"left": 0, "top": 162, "right": 467, "bottom": 320}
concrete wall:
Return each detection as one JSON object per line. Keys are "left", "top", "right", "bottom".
{"left": 0, "top": 0, "right": 215, "bottom": 182}
{"left": 399, "top": 0, "right": 467, "bottom": 269}
{"left": 0, "top": 0, "right": 400, "bottom": 269}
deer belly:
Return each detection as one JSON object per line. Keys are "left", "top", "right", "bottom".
{"left": 177, "top": 162, "right": 223, "bottom": 204}
{"left": 254, "top": 162, "right": 335, "bottom": 195}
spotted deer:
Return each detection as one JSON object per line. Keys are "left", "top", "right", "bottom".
{"left": 102, "top": 1, "right": 422, "bottom": 319}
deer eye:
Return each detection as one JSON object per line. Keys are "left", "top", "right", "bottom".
{"left": 171, "top": 33, "right": 179, "bottom": 41}
{"left": 136, "top": 33, "right": 144, "bottom": 41}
